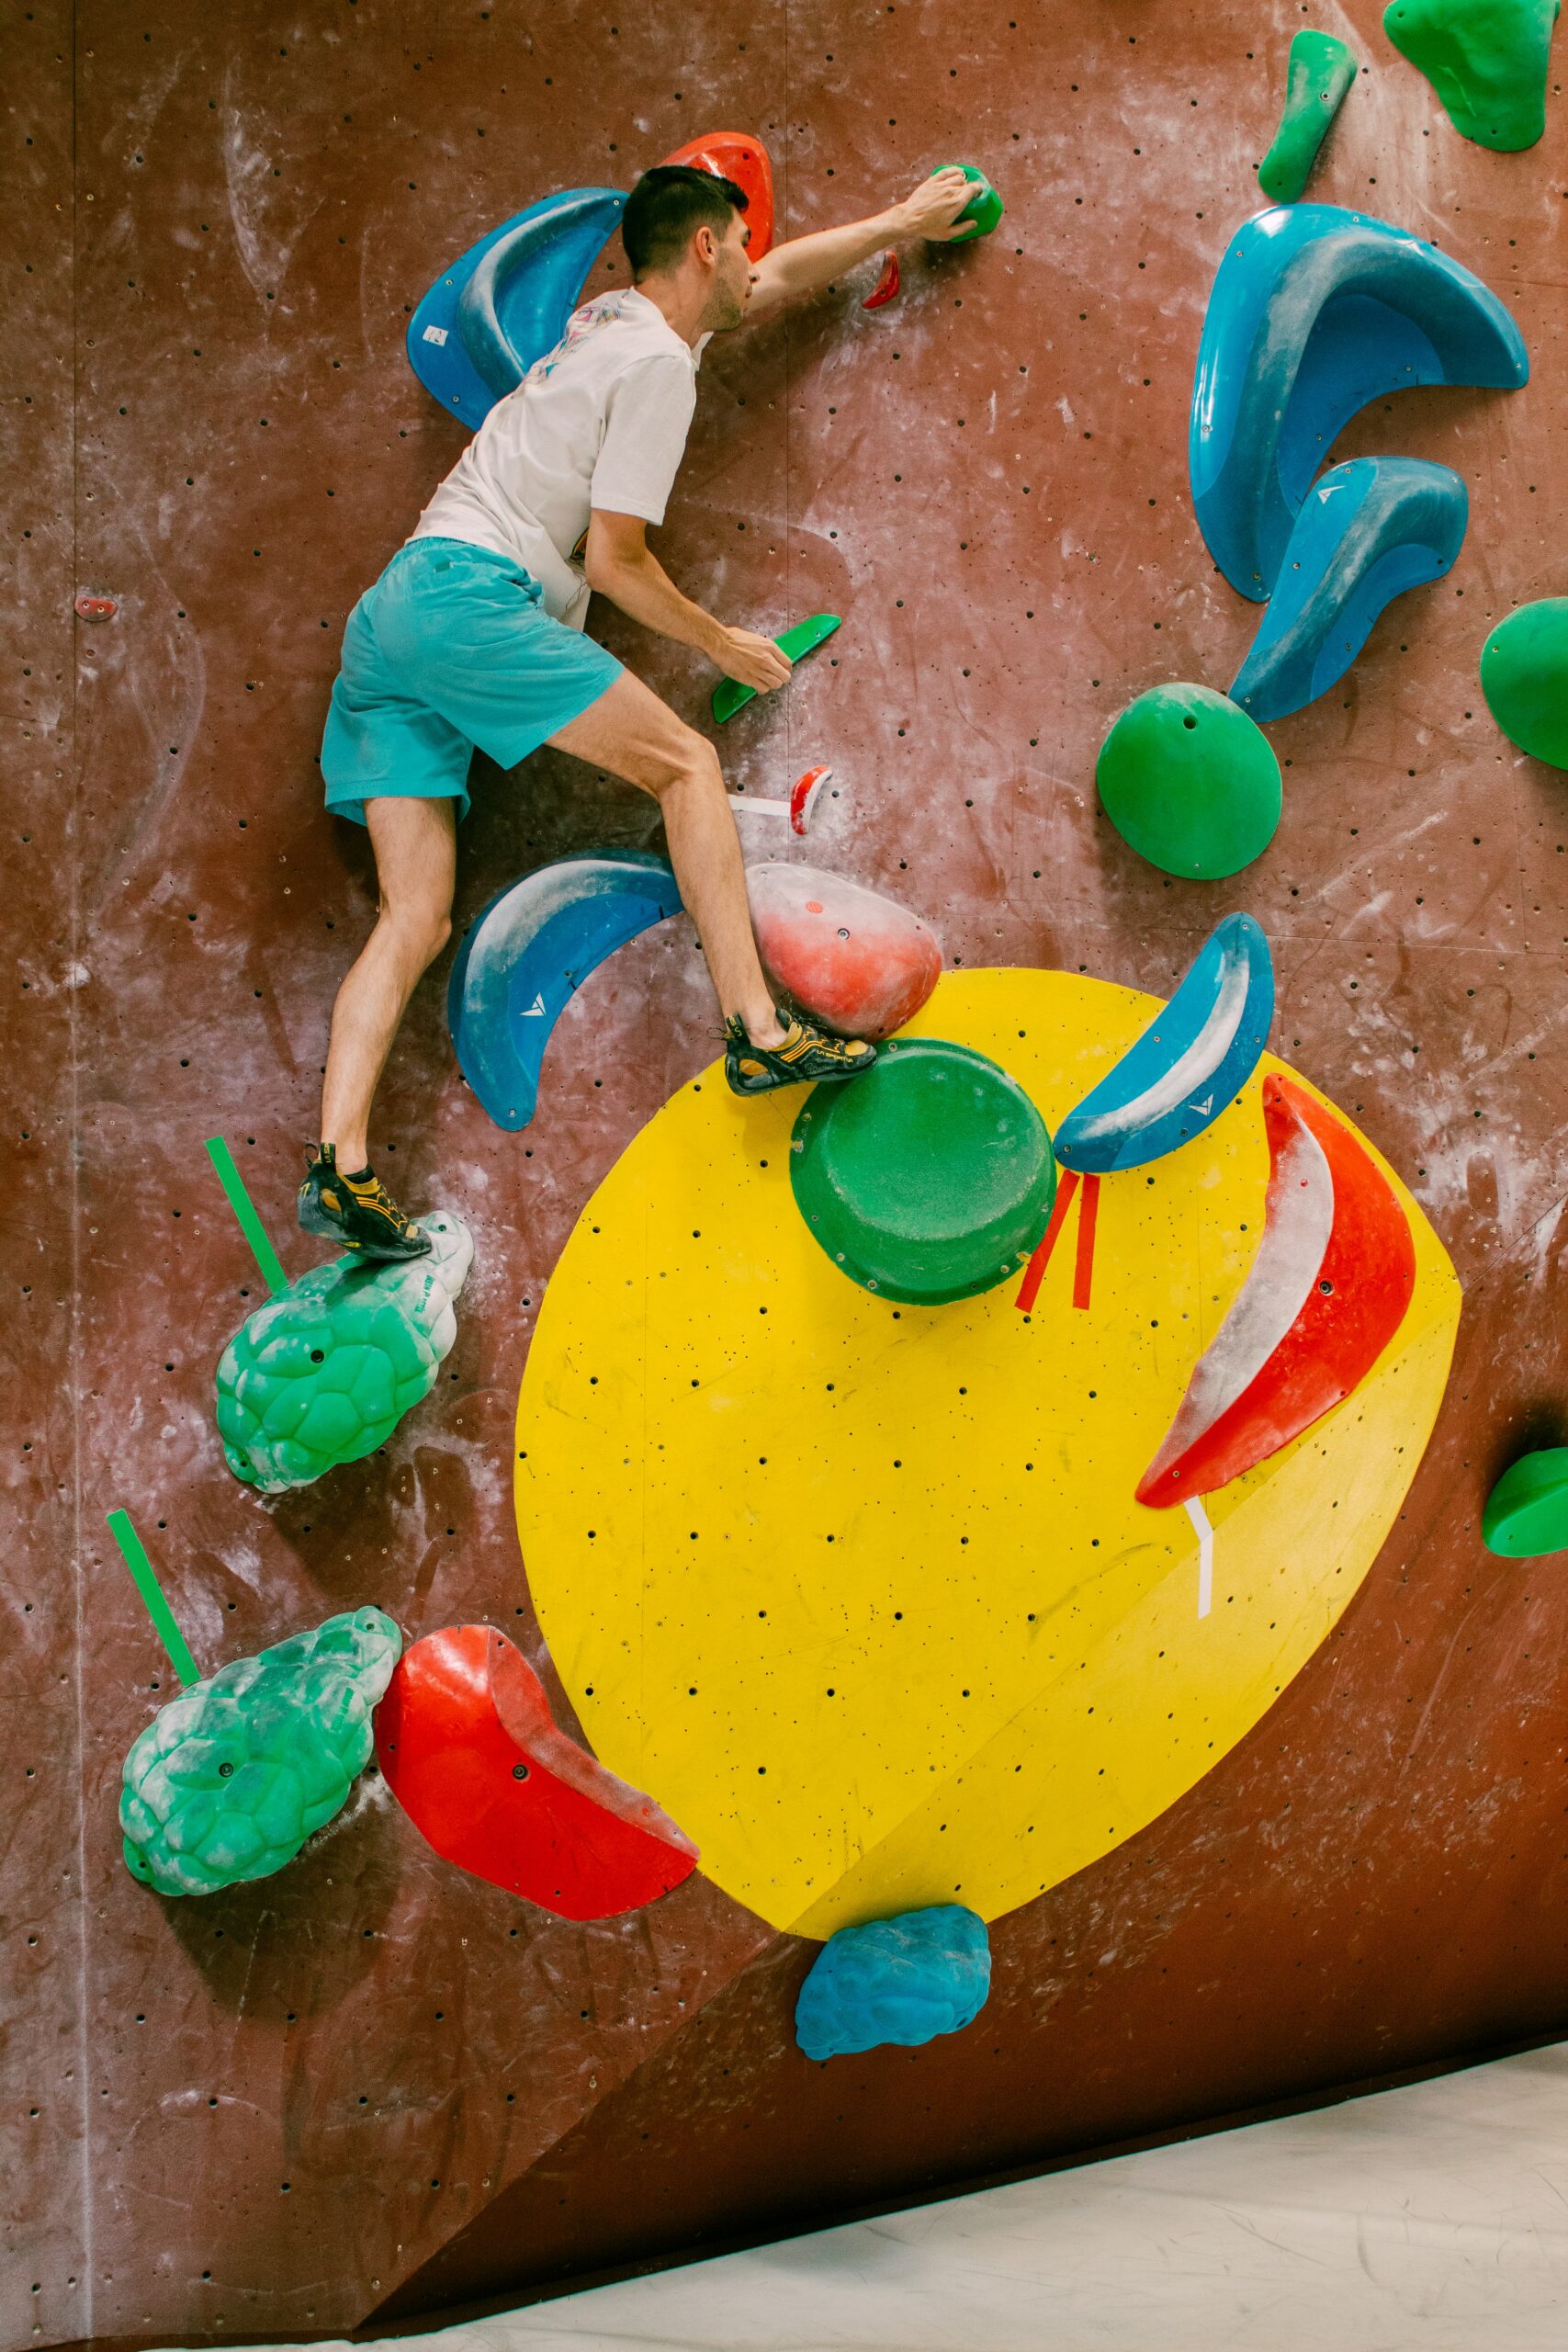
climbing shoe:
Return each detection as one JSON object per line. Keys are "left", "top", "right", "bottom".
{"left": 723, "top": 1010, "right": 877, "bottom": 1097}
{"left": 297, "top": 1143, "right": 432, "bottom": 1261}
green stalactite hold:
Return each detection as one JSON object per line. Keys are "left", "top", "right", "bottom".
{"left": 215, "top": 1210, "right": 472, "bottom": 1492}
{"left": 120, "top": 1607, "right": 402, "bottom": 1895}
{"left": 1383, "top": 0, "right": 1560, "bottom": 151}
{"left": 1480, "top": 599, "right": 1568, "bottom": 767}
{"left": 1096, "top": 684, "right": 1281, "bottom": 880}
{"left": 1258, "top": 30, "right": 1359, "bottom": 203}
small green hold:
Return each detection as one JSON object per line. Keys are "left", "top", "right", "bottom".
{"left": 1480, "top": 599, "right": 1568, "bottom": 768}
{"left": 712, "top": 613, "right": 840, "bottom": 724}
{"left": 930, "top": 163, "right": 1004, "bottom": 243}
{"left": 216, "top": 1210, "right": 472, "bottom": 1491}
{"left": 1096, "top": 684, "right": 1281, "bottom": 881}
{"left": 1258, "top": 30, "right": 1359, "bottom": 203}
{"left": 1383, "top": 0, "right": 1560, "bottom": 151}
{"left": 1483, "top": 1448, "right": 1568, "bottom": 1556}
{"left": 120, "top": 1607, "right": 402, "bottom": 1896}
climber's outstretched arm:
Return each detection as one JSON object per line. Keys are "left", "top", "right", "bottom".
{"left": 741, "top": 166, "right": 976, "bottom": 325}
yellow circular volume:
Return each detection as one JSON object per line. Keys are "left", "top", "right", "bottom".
{"left": 516, "top": 971, "right": 1460, "bottom": 1939}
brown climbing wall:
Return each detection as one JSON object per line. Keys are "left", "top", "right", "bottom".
{"left": 6, "top": 1, "right": 1568, "bottom": 2345}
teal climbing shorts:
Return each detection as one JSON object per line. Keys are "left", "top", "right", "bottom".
{"left": 321, "top": 537, "right": 623, "bottom": 827}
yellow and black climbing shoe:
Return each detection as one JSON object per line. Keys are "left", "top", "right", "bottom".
{"left": 723, "top": 1011, "right": 877, "bottom": 1097}
{"left": 297, "top": 1143, "right": 432, "bottom": 1261}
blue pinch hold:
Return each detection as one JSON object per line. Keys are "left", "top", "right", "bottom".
{"left": 1231, "top": 456, "right": 1468, "bottom": 721}
{"left": 795, "top": 1905, "right": 991, "bottom": 2063}
{"left": 448, "top": 850, "right": 683, "bottom": 1131}
{"left": 408, "top": 187, "right": 627, "bottom": 426}
{"left": 1055, "top": 913, "right": 1274, "bottom": 1176}
{"left": 1190, "top": 203, "right": 1527, "bottom": 602}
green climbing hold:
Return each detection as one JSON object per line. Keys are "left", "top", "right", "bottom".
{"left": 1258, "top": 29, "right": 1359, "bottom": 203}
{"left": 790, "top": 1036, "right": 1055, "bottom": 1306}
{"left": 712, "top": 612, "right": 840, "bottom": 724}
{"left": 1096, "top": 684, "right": 1281, "bottom": 880}
{"left": 216, "top": 1209, "right": 472, "bottom": 1491}
{"left": 120, "top": 1607, "right": 402, "bottom": 1896}
{"left": 931, "top": 163, "right": 1004, "bottom": 243}
{"left": 1480, "top": 599, "right": 1568, "bottom": 768}
{"left": 1483, "top": 1448, "right": 1568, "bottom": 1555}
{"left": 1383, "top": 0, "right": 1560, "bottom": 151}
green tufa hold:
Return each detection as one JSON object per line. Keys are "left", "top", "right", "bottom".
{"left": 1383, "top": 0, "right": 1560, "bottom": 151}
{"left": 1096, "top": 684, "right": 1281, "bottom": 880}
{"left": 120, "top": 1607, "right": 402, "bottom": 1895}
{"left": 216, "top": 1210, "right": 472, "bottom": 1491}
{"left": 1483, "top": 1448, "right": 1568, "bottom": 1556}
{"left": 1480, "top": 599, "right": 1568, "bottom": 768}
{"left": 1258, "top": 30, "right": 1359, "bottom": 203}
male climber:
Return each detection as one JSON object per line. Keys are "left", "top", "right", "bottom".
{"left": 302, "top": 160, "right": 977, "bottom": 1259}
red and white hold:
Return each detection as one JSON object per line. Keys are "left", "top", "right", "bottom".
{"left": 746, "top": 862, "right": 942, "bottom": 1042}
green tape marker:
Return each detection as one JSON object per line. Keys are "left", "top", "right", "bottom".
{"left": 107, "top": 1509, "right": 200, "bottom": 1688}
{"left": 712, "top": 612, "right": 841, "bottom": 724}
{"left": 204, "top": 1134, "right": 288, "bottom": 1297}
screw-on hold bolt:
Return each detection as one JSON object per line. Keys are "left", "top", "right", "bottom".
{"left": 74, "top": 593, "right": 118, "bottom": 621}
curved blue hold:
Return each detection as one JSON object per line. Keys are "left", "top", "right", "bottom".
{"left": 448, "top": 851, "right": 682, "bottom": 1131}
{"left": 1190, "top": 204, "right": 1527, "bottom": 601}
{"left": 1231, "top": 457, "right": 1468, "bottom": 722}
{"left": 408, "top": 188, "right": 627, "bottom": 426}
{"left": 1055, "top": 913, "right": 1274, "bottom": 1176}
{"left": 795, "top": 1905, "right": 991, "bottom": 2063}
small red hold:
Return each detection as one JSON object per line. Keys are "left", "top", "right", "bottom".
{"left": 863, "top": 250, "right": 900, "bottom": 310}
{"left": 73, "top": 593, "right": 118, "bottom": 622}
{"left": 790, "top": 765, "right": 832, "bottom": 835}
{"left": 375, "top": 1623, "right": 697, "bottom": 1919}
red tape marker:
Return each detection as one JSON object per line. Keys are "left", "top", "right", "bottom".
{"left": 1015, "top": 1168, "right": 1080, "bottom": 1314}
{"left": 1072, "top": 1172, "right": 1100, "bottom": 1312}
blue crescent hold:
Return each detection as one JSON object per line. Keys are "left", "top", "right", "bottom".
{"left": 407, "top": 187, "right": 627, "bottom": 426}
{"left": 1231, "top": 456, "right": 1468, "bottom": 721}
{"left": 1190, "top": 204, "right": 1526, "bottom": 602}
{"left": 448, "top": 851, "right": 683, "bottom": 1131}
{"left": 1055, "top": 913, "right": 1275, "bottom": 1175}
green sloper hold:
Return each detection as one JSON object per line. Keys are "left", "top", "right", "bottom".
{"left": 120, "top": 1608, "right": 402, "bottom": 1895}
{"left": 216, "top": 1210, "right": 472, "bottom": 1491}
{"left": 1483, "top": 1449, "right": 1568, "bottom": 1555}
{"left": 712, "top": 613, "right": 840, "bottom": 724}
{"left": 1096, "top": 684, "right": 1281, "bottom": 880}
{"left": 1480, "top": 600, "right": 1568, "bottom": 768}
{"left": 930, "top": 162, "right": 1004, "bottom": 243}
{"left": 1258, "top": 30, "right": 1359, "bottom": 203}
{"left": 1383, "top": 0, "right": 1560, "bottom": 151}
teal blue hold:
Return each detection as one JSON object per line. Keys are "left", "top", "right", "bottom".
{"left": 795, "top": 1904, "right": 992, "bottom": 2061}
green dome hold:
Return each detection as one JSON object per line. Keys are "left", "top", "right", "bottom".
{"left": 1383, "top": 0, "right": 1560, "bottom": 152}
{"left": 1480, "top": 599, "right": 1568, "bottom": 769}
{"left": 216, "top": 1209, "right": 472, "bottom": 1491}
{"left": 1097, "top": 684, "right": 1281, "bottom": 879}
{"left": 120, "top": 1607, "right": 402, "bottom": 1896}
{"left": 931, "top": 163, "right": 1004, "bottom": 243}
{"left": 1483, "top": 1448, "right": 1568, "bottom": 1556}
{"left": 791, "top": 1036, "right": 1055, "bottom": 1306}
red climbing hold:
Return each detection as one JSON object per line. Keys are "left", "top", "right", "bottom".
{"left": 863, "top": 250, "right": 900, "bottom": 310}
{"left": 660, "top": 131, "right": 774, "bottom": 259}
{"left": 375, "top": 1623, "right": 698, "bottom": 1919}
{"left": 747, "top": 863, "right": 942, "bottom": 1042}
{"left": 73, "top": 593, "right": 118, "bottom": 622}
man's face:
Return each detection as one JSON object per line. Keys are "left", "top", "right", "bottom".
{"left": 700, "top": 211, "right": 756, "bottom": 332}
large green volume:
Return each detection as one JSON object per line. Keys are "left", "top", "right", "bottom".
{"left": 1383, "top": 0, "right": 1559, "bottom": 152}
{"left": 1480, "top": 600, "right": 1568, "bottom": 768}
{"left": 1096, "top": 684, "right": 1281, "bottom": 880}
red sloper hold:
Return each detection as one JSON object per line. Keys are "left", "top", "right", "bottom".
{"left": 375, "top": 1624, "right": 697, "bottom": 1920}
{"left": 863, "top": 250, "right": 900, "bottom": 309}
{"left": 1135, "top": 1075, "right": 1416, "bottom": 1510}
{"left": 746, "top": 862, "right": 942, "bottom": 1042}
{"left": 660, "top": 131, "right": 774, "bottom": 258}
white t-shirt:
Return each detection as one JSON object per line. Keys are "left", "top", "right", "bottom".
{"left": 411, "top": 288, "right": 711, "bottom": 631}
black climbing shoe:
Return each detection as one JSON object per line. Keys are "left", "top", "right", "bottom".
{"left": 723, "top": 1010, "right": 877, "bottom": 1097}
{"left": 297, "top": 1144, "right": 432, "bottom": 1261}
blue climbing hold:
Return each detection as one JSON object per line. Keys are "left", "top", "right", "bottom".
{"left": 1055, "top": 914, "right": 1274, "bottom": 1175}
{"left": 408, "top": 187, "right": 627, "bottom": 425}
{"left": 1190, "top": 204, "right": 1526, "bottom": 601}
{"left": 795, "top": 1905, "right": 991, "bottom": 2062}
{"left": 448, "top": 851, "right": 683, "bottom": 1131}
{"left": 1231, "top": 456, "right": 1469, "bottom": 720}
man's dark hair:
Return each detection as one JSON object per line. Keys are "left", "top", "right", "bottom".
{"left": 622, "top": 164, "right": 749, "bottom": 279}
